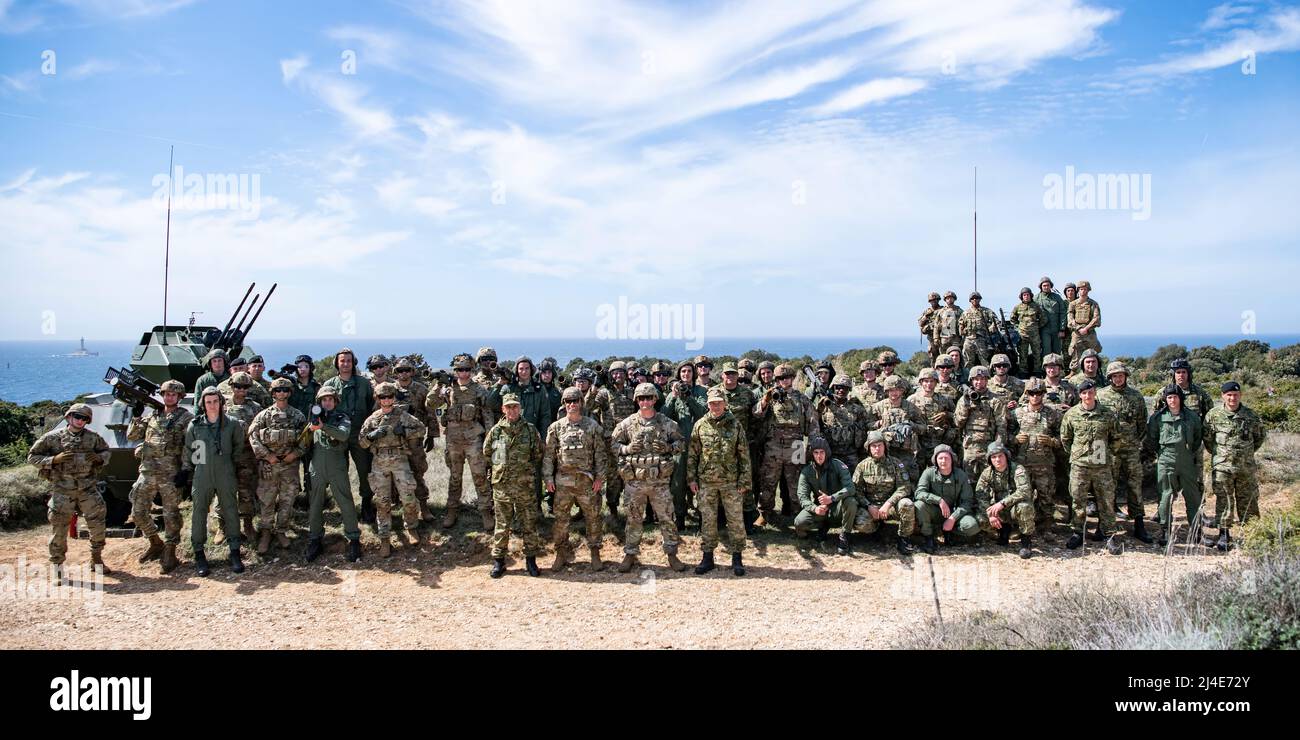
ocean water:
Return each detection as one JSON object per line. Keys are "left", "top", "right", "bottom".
{"left": 2, "top": 334, "right": 1297, "bottom": 405}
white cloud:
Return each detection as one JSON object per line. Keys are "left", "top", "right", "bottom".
{"left": 1130, "top": 6, "right": 1300, "bottom": 77}
{"left": 1201, "top": 2, "right": 1255, "bottom": 32}
{"left": 54, "top": 0, "right": 197, "bottom": 19}
{"left": 279, "top": 54, "right": 308, "bottom": 83}
{"left": 808, "top": 76, "right": 927, "bottom": 115}
{"left": 65, "top": 57, "right": 117, "bottom": 79}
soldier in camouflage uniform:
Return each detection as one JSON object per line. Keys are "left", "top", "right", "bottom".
{"left": 602, "top": 361, "right": 640, "bottom": 533}
{"left": 393, "top": 356, "right": 436, "bottom": 523}
{"left": 718, "top": 363, "right": 761, "bottom": 531}
{"left": 365, "top": 355, "right": 392, "bottom": 386}
{"left": 489, "top": 356, "right": 553, "bottom": 511}
{"left": 611, "top": 383, "right": 689, "bottom": 573}
{"left": 933, "top": 355, "right": 963, "bottom": 403}
{"left": 428, "top": 356, "right": 495, "bottom": 529}
{"left": 1097, "top": 362, "right": 1153, "bottom": 542}
{"left": 1011, "top": 377, "right": 1063, "bottom": 530}
{"left": 220, "top": 360, "right": 273, "bottom": 408}
{"left": 662, "top": 361, "right": 709, "bottom": 530}
{"left": 1069, "top": 348, "right": 1108, "bottom": 390}
{"left": 816, "top": 374, "right": 873, "bottom": 472}
{"left": 806, "top": 360, "right": 835, "bottom": 401}
{"left": 1029, "top": 354, "right": 1078, "bottom": 412}
{"left": 484, "top": 393, "right": 544, "bottom": 577}
{"left": 472, "top": 346, "right": 500, "bottom": 391}
{"left": 126, "top": 379, "right": 192, "bottom": 574}
{"left": 851, "top": 431, "right": 916, "bottom": 554}
{"left": 909, "top": 368, "right": 956, "bottom": 468}
{"left": 853, "top": 359, "right": 885, "bottom": 406}
{"left": 754, "top": 360, "right": 776, "bottom": 395}
{"left": 688, "top": 386, "right": 751, "bottom": 576}
{"left": 1066, "top": 280, "right": 1102, "bottom": 372}
{"left": 1203, "top": 381, "right": 1267, "bottom": 551}
{"left": 987, "top": 354, "right": 1024, "bottom": 409}
{"left": 953, "top": 366, "right": 1006, "bottom": 485}
{"left": 360, "top": 382, "right": 427, "bottom": 556}
{"left": 958, "top": 292, "right": 998, "bottom": 368}
{"left": 217, "top": 372, "right": 260, "bottom": 544}
{"left": 304, "top": 385, "right": 362, "bottom": 563}
{"left": 693, "top": 355, "right": 717, "bottom": 388}
{"left": 753, "top": 363, "right": 821, "bottom": 526}
{"left": 1034, "top": 277, "right": 1069, "bottom": 360}
{"left": 287, "top": 354, "right": 320, "bottom": 495}
{"left": 871, "top": 375, "right": 926, "bottom": 481}
{"left": 29, "top": 403, "right": 112, "bottom": 577}
{"left": 545, "top": 386, "right": 609, "bottom": 572}
{"left": 919, "top": 292, "right": 942, "bottom": 362}
{"left": 1061, "top": 379, "right": 1122, "bottom": 553}
{"left": 792, "top": 437, "right": 857, "bottom": 554}
{"left": 247, "top": 377, "right": 308, "bottom": 555}
{"left": 948, "top": 345, "right": 969, "bottom": 386}
{"left": 932, "top": 291, "right": 963, "bottom": 359}
{"left": 975, "top": 441, "right": 1036, "bottom": 558}
{"left": 1010, "top": 287, "right": 1044, "bottom": 375}
{"left": 573, "top": 368, "right": 615, "bottom": 431}
{"left": 1144, "top": 384, "right": 1204, "bottom": 548}
{"left": 913, "top": 445, "right": 978, "bottom": 553}
{"left": 182, "top": 386, "right": 251, "bottom": 576}
{"left": 876, "top": 351, "right": 912, "bottom": 397}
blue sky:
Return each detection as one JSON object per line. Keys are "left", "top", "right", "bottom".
{"left": 1, "top": 0, "right": 1298, "bottom": 341}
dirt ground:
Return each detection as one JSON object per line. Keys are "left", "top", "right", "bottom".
{"left": 3, "top": 451, "right": 1266, "bottom": 649}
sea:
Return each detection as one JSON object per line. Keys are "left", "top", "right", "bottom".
{"left": 2, "top": 334, "right": 1298, "bottom": 405}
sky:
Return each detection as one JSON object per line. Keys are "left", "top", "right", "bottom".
{"left": 1, "top": 0, "right": 1298, "bottom": 342}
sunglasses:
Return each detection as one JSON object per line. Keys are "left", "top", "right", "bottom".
{"left": 637, "top": 397, "right": 656, "bottom": 402}
{"left": 564, "top": 399, "right": 581, "bottom": 405}
{"left": 69, "top": 413, "right": 90, "bottom": 422}
{"left": 696, "top": 364, "right": 713, "bottom": 370}
{"left": 376, "top": 394, "right": 394, "bottom": 400}
{"left": 273, "top": 387, "right": 291, "bottom": 393}
{"left": 233, "top": 384, "right": 252, "bottom": 390}
{"left": 455, "top": 368, "right": 471, "bottom": 373}
{"left": 1027, "top": 390, "right": 1045, "bottom": 395}
{"left": 397, "top": 368, "right": 413, "bottom": 373}
{"left": 653, "top": 372, "right": 670, "bottom": 377}
{"left": 994, "top": 364, "right": 1010, "bottom": 369}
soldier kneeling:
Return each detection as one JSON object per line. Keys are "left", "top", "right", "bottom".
{"left": 975, "top": 442, "right": 1036, "bottom": 559}
{"left": 912, "top": 445, "right": 978, "bottom": 553}
{"left": 793, "top": 437, "right": 857, "bottom": 555}
{"left": 851, "top": 431, "right": 917, "bottom": 554}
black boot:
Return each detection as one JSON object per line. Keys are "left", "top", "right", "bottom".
{"left": 346, "top": 538, "right": 361, "bottom": 562}
{"left": 194, "top": 550, "right": 210, "bottom": 577}
{"left": 1216, "top": 529, "right": 1232, "bottom": 551}
{"left": 229, "top": 548, "right": 245, "bottom": 574}
{"left": 1132, "top": 519, "right": 1153, "bottom": 544}
{"left": 305, "top": 537, "right": 324, "bottom": 562}
{"left": 1066, "top": 531, "right": 1084, "bottom": 550}
{"left": 896, "top": 534, "right": 915, "bottom": 555}
{"left": 694, "top": 551, "right": 716, "bottom": 575}
{"left": 997, "top": 527, "right": 1011, "bottom": 546}
{"left": 1088, "top": 524, "right": 1106, "bottom": 542}
{"left": 836, "top": 532, "right": 852, "bottom": 555}
{"left": 490, "top": 558, "right": 506, "bottom": 578}
{"left": 1018, "top": 536, "right": 1033, "bottom": 559}
{"left": 920, "top": 535, "right": 937, "bottom": 554}
{"left": 525, "top": 556, "right": 541, "bottom": 577}
{"left": 731, "top": 552, "right": 745, "bottom": 577}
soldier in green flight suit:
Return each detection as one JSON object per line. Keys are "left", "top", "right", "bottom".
{"left": 1144, "top": 384, "right": 1203, "bottom": 548}
{"left": 304, "top": 385, "right": 362, "bottom": 563}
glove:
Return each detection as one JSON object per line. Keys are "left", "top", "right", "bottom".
{"left": 173, "top": 469, "right": 191, "bottom": 487}
{"left": 650, "top": 437, "right": 670, "bottom": 454}
{"left": 366, "top": 426, "right": 389, "bottom": 442}
{"left": 624, "top": 437, "right": 645, "bottom": 454}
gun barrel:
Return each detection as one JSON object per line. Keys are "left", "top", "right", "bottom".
{"left": 220, "top": 283, "right": 255, "bottom": 340}
{"left": 240, "top": 282, "right": 276, "bottom": 343}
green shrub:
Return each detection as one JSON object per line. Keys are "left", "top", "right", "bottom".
{"left": 1240, "top": 496, "right": 1300, "bottom": 558}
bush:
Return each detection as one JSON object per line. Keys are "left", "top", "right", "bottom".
{"left": 0, "top": 466, "right": 48, "bottom": 530}
{"left": 1223, "top": 339, "right": 1271, "bottom": 368}
{"left": 1241, "top": 496, "right": 1300, "bottom": 558}
{"left": 1149, "top": 344, "right": 1189, "bottom": 370}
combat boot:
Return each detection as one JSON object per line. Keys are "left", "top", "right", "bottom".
{"left": 406, "top": 527, "right": 423, "bottom": 546}
{"left": 675, "top": 512, "right": 687, "bottom": 533}
{"left": 1018, "top": 536, "right": 1033, "bottom": 559}
{"left": 489, "top": 558, "right": 506, "bottom": 578}
{"left": 194, "top": 550, "right": 210, "bottom": 577}
{"left": 1132, "top": 519, "right": 1153, "bottom": 544}
{"left": 1088, "top": 524, "right": 1106, "bottom": 542}
{"left": 139, "top": 534, "right": 164, "bottom": 563}
{"left": 229, "top": 548, "right": 245, "bottom": 574}
{"left": 617, "top": 554, "right": 639, "bottom": 573}
{"left": 394, "top": 528, "right": 412, "bottom": 546}
{"left": 997, "top": 527, "right": 1011, "bottom": 547}
{"left": 896, "top": 534, "right": 915, "bottom": 555}
{"left": 1066, "top": 531, "right": 1084, "bottom": 549}
{"left": 160, "top": 544, "right": 179, "bottom": 574}
{"left": 256, "top": 529, "right": 272, "bottom": 555}
{"left": 836, "top": 533, "right": 852, "bottom": 556}
{"left": 731, "top": 552, "right": 745, "bottom": 577}
{"left": 378, "top": 537, "right": 391, "bottom": 558}
{"left": 694, "top": 550, "right": 716, "bottom": 575}
{"left": 418, "top": 499, "right": 435, "bottom": 523}
{"left": 920, "top": 535, "right": 937, "bottom": 554}
{"left": 275, "top": 531, "right": 291, "bottom": 549}
{"left": 442, "top": 507, "right": 458, "bottom": 529}
{"left": 666, "top": 552, "right": 688, "bottom": 572}
{"left": 305, "top": 538, "right": 324, "bottom": 562}
{"left": 241, "top": 515, "right": 255, "bottom": 542}
{"left": 1215, "top": 529, "right": 1232, "bottom": 552}
{"left": 525, "top": 556, "right": 541, "bottom": 577}
{"left": 816, "top": 522, "right": 830, "bottom": 543}
{"left": 346, "top": 538, "right": 362, "bottom": 562}
{"left": 91, "top": 551, "right": 112, "bottom": 575}
{"left": 589, "top": 546, "right": 604, "bottom": 572}
{"left": 552, "top": 548, "right": 573, "bottom": 571}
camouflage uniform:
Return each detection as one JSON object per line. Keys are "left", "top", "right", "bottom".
{"left": 222, "top": 393, "right": 261, "bottom": 526}
{"left": 1011, "top": 396, "right": 1063, "bottom": 525}
{"left": 871, "top": 390, "right": 926, "bottom": 481}
{"left": 360, "top": 402, "right": 426, "bottom": 538}
{"left": 719, "top": 376, "right": 759, "bottom": 513}
{"left": 544, "top": 412, "right": 609, "bottom": 553}
{"left": 428, "top": 377, "right": 495, "bottom": 519}
{"left": 753, "top": 369, "right": 820, "bottom": 519}
{"left": 933, "top": 358, "right": 964, "bottom": 404}
{"left": 987, "top": 369, "right": 1025, "bottom": 407}
{"left": 611, "top": 401, "right": 685, "bottom": 556}
{"left": 1203, "top": 401, "right": 1266, "bottom": 529}
{"left": 931, "top": 295, "right": 963, "bottom": 360}
{"left": 219, "top": 375, "right": 272, "bottom": 408}
{"left": 958, "top": 297, "right": 998, "bottom": 368}
{"left": 908, "top": 377, "right": 956, "bottom": 467}
{"left": 1066, "top": 287, "right": 1102, "bottom": 372}
{"left": 394, "top": 366, "right": 434, "bottom": 514}
{"left": 851, "top": 450, "right": 915, "bottom": 536}
{"left": 918, "top": 294, "right": 942, "bottom": 361}
{"left": 28, "top": 411, "right": 111, "bottom": 566}
{"left": 913, "top": 451, "right": 979, "bottom": 540}
{"left": 1096, "top": 366, "right": 1148, "bottom": 522}
{"left": 126, "top": 402, "right": 193, "bottom": 545}
{"left": 483, "top": 406, "right": 544, "bottom": 557}
{"left": 953, "top": 381, "right": 1006, "bottom": 484}
{"left": 1009, "top": 292, "right": 1044, "bottom": 374}
{"left": 816, "top": 383, "right": 873, "bottom": 472}
{"left": 247, "top": 400, "right": 308, "bottom": 537}
{"left": 1061, "top": 400, "right": 1119, "bottom": 536}
{"left": 975, "top": 458, "right": 1036, "bottom": 536}
{"left": 603, "top": 374, "right": 640, "bottom": 517}
{"left": 687, "top": 401, "right": 751, "bottom": 554}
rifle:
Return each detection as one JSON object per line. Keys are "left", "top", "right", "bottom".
{"left": 801, "top": 364, "right": 828, "bottom": 400}
{"left": 996, "top": 308, "right": 1022, "bottom": 373}
{"left": 104, "top": 366, "right": 165, "bottom": 417}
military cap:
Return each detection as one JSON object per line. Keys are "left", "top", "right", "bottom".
{"left": 738, "top": 369, "right": 754, "bottom": 382}
{"left": 574, "top": 367, "right": 596, "bottom": 382}
{"left": 373, "top": 382, "right": 398, "bottom": 397}
{"left": 561, "top": 386, "right": 583, "bottom": 403}
{"left": 737, "top": 358, "right": 756, "bottom": 372}
{"left": 204, "top": 348, "right": 230, "bottom": 365}
{"left": 969, "top": 291, "right": 982, "bottom": 300}
{"left": 676, "top": 360, "right": 695, "bottom": 375}
{"left": 721, "top": 363, "right": 738, "bottom": 374}
{"left": 1076, "top": 280, "right": 1091, "bottom": 290}
{"left": 991, "top": 354, "right": 1011, "bottom": 367}
{"left": 500, "top": 392, "right": 522, "bottom": 406}
{"left": 295, "top": 354, "right": 313, "bottom": 365}
{"left": 946, "top": 345, "right": 962, "bottom": 355}
{"left": 1064, "top": 282, "right": 1076, "bottom": 291}
{"left": 943, "top": 290, "right": 957, "bottom": 299}
{"left": 607, "top": 360, "right": 626, "bottom": 372}
{"left": 1220, "top": 381, "right": 1241, "bottom": 393}
{"left": 230, "top": 371, "right": 254, "bottom": 386}
{"left": 633, "top": 382, "right": 658, "bottom": 400}
{"left": 815, "top": 360, "right": 834, "bottom": 372}
{"left": 199, "top": 386, "right": 224, "bottom": 402}
{"left": 930, "top": 444, "right": 956, "bottom": 466}
{"left": 366, "top": 354, "right": 389, "bottom": 369}
{"left": 247, "top": 354, "right": 264, "bottom": 364}
{"left": 808, "top": 436, "right": 830, "bottom": 454}
{"left": 1024, "top": 377, "right": 1046, "bottom": 392}
{"left": 650, "top": 361, "right": 671, "bottom": 374}
{"left": 452, "top": 356, "right": 473, "bottom": 370}
{"left": 877, "top": 350, "right": 899, "bottom": 365}
{"left": 882, "top": 375, "right": 907, "bottom": 390}
{"left": 1019, "top": 286, "right": 1033, "bottom": 298}
{"left": 476, "top": 346, "right": 497, "bottom": 362}
{"left": 315, "top": 385, "right": 339, "bottom": 401}
{"left": 859, "top": 359, "right": 879, "bottom": 372}
{"left": 514, "top": 356, "right": 534, "bottom": 370}
{"left": 830, "top": 374, "right": 853, "bottom": 388}
{"left": 270, "top": 377, "right": 293, "bottom": 391}
{"left": 968, "top": 365, "right": 990, "bottom": 379}
{"left": 1077, "top": 379, "right": 1098, "bottom": 391}
{"left": 918, "top": 368, "right": 938, "bottom": 381}
{"left": 393, "top": 356, "right": 415, "bottom": 371}
{"left": 1162, "top": 384, "right": 1185, "bottom": 400}
{"left": 630, "top": 366, "right": 647, "bottom": 378}
{"left": 1039, "top": 276, "right": 1053, "bottom": 287}
{"left": 1169, "top": 358, "right": 1191, "bottom": 371}
{"left": 537, "top": 359, "right": 557, "bottom": 373}
{"left": 934, "top": 356, "right": 955, "bottom": 369}
{"left": 1105, "top": 361, "right": 1128, "bottom": 377}
{"left": 1079, "top": 348, "right": 1100, "bottom": 361}
{"left": 758, "top": 360, "right": 776, "bottom": 371}
{"left": 1041, "top": 353, "right": 1063, "bottom": 367}
{"left": 229, "top": 356, "right": 248, "bottom": 367}
{"left": 927, "top": 292, "right": 940, "bottom": 301}
{"left": 693, "top": 354, "right": 713, "bottom": 367}
{"left": 773, "top": 363, "right": 795, "bottom": 379}
{"left": 987, "top": 440, "right": 1008, "bottom": 460}
{"left": 159, "top": 379, "right": 186, "bottom": 394}
{"left": 66, "top": 402, "right": 94, "bottom": 420}
{"left": 706, "top": 386, "right": 727, "bottom": 403}
{"left": 866, "top": 430, "right": 886, "bottom": 447}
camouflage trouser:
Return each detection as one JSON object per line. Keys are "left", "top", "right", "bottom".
{"left": 1017, "top": 332, "right": 1041, "bottom": 375}
{"left": 1070, "top": 464, "right": 1116, "bottom": 536}
{"left": 1155, "top": 459, "right": 1202, "bottom": 530}
{"left": 1067, "top": 331, "right": 1102, "bottom": 372}
{"left": 369, "top": 455, "right": 419, "bottom": 537}
{"left": 492, "top": 483, "right": 542, "bottom": 558}
{"left": 853, "top": 497, "right": 916, "bottom": 536}
{"left": 928, "top": 338, "right": 942, "bottom": 363}
{"left": 697, "top": 484, "right": 745, "bottom": 553}
{"left": 605, "top": 456, "right": 625, "bottom": 518}
{"left": 914, "top": 499, "right": 980, "bottom": 539}
{"left": 1212, "top": 467, "right": 1259, "bottom": 529}
{"left": 622, "top": 480, "right": 680, "bottom": 556}
{"left": 962, "top": 336, "right": 991, "bottom": 369}
{"left": 962, "top": 440, "right": 991, "bottom": 487}
{"left": 1022, "top": 463, "right": 1057, "bottom": 524}
{"left": 552, "top": 476, "right": 602, "bottom": 551}
{"left": 48, "top": 484, "right": 107, "bottom": 565}
{"left": 793, "top": 498, "right": 857, "bottom": 536}
{"left": 308, "top": 451, "right": 359, "bottom": 541}
{"left": 979, "top": 500, "right": 1036, "bottom": 537}
{"left": 191, "top": 482, "right": 239, "bottom": 552}
{"left": 759, "top": 434, "right": 802, "bottom": 516}
{"left": 257, "top": 460, "right": 300, "bottom": 534}
{"left": 444, "top": 425, "right": 492, "bottom": 514}
{"left": 130, "top": 466, "right": 182, "bottom": 544}
{"left": 1110, "top": 445, "right": 1146, "bottom": 520}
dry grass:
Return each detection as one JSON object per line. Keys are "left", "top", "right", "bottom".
{"left": 0, "top": 466, "right": 48, "bottom": 530}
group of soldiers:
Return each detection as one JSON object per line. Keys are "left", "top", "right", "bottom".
{"left": 28, "top": 278, "right": 1270, "bottom": 579}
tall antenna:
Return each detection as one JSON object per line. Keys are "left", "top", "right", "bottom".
{"left": 162, "top": 146, "right": 174, "bottom": 345}
{"left": 973, "top": 166, "right": 978, "bottom": 294}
